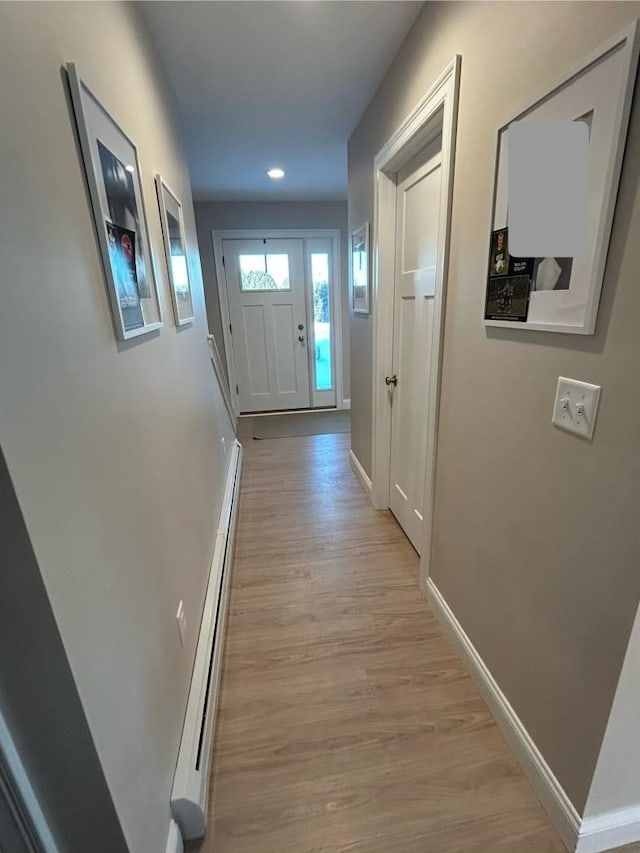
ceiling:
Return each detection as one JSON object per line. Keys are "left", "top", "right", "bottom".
{"left": 140, "top": 1, "right": 423, "bottom": 201}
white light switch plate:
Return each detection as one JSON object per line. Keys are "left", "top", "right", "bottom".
{"left": 552, "top": 377, "right": 601, "bottom": 440}
{"left": 176, "top": 600, "right": 187, "bottom": 646}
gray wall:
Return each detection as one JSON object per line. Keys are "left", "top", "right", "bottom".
{"left": 195, "top": 200, "right": 350, "bottom": 401}
{"left": 348, "top": 1, "right": 640, "bottom": 812}
{"left": 0, "top": 3, "right": 236, "bottom": 851}
{"left": 0, "top": 447, "right": 128, "bottom": 853}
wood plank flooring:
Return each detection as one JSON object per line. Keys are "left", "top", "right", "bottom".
{"left": 197, "top": 431, "right": 570, "bottom": 852}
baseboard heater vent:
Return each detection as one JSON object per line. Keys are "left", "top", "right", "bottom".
{"left": 170, "top": 439, "right": 243, "bottom": 842}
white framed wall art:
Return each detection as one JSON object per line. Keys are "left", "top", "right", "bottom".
{"left": 67, "top": 62, "right": 163, "bottom": 341}
{"left": 484, "top": 22, "right": 639, "bottom": 334}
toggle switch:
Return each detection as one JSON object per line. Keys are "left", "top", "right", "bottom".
{"left": 552, "top": 377, "right": 601, "bottom": 440}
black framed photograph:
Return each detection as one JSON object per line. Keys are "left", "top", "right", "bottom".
{"left": 66, "top": 63, "right": 162, "bottom": 341}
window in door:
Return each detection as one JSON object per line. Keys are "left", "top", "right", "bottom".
{"left": 310, "top": 252, "right": 332, "bottom": 391}
{"left": 239, "top": 253, "right": 290, "bottom": 291}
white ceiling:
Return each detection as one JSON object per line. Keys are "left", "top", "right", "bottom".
{"left": 140, "top": 1, "right": 423, "bottom": 201}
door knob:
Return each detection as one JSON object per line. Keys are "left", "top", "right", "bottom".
{"left": 298, "top": 323, "right": 304, "bottom": 331}
{"left": 298, "top": 335, "right": 306, "bottom": 343}
{"left": 385, "top": 375, "right": 398, "bottom": 387}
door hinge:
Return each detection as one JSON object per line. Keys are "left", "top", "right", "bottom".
{"left": 222, "top": 255, "right": 225, "bottom": 267}
{"left": 236, "top": 384, "right": 239, "bottom": 394}
{"left": 229, "top": 323, "right": 232, "bottom": 334}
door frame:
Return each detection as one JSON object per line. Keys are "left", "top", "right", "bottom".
{"left": 0, "top": 708, "right": 59, "bottom": 852}
{"left": 212, "top": 229, "right": 344, "bottom": 416}
{"left": 371, "top": 56, "right": 461, "bottom": 584}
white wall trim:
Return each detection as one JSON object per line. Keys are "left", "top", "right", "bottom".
{"left": 371, "top": 56, "right": 461, "bottom": 590}
{"left": 207, "top": 334, "right": 236, "bottom": 432}
{"left": 576, "top": 806, "right": 640, "bottom": 853}
{"left": 165, "top": 819, "right": 183, "bottom": 853}
{"left": 341, "top": 398, "right": 351, "bottom": 410}
{"left": 349, "top": 450, "right": 372, "bottom": 498}
{"left": 171, "top": 440, "right": 243, "bottom": 842}
{"left": 0, "top": 708, "right": 60, "bottom": 853}
{"left": 425, "top": 577, "right": 581, "bottom": 852}
{"left": 211, "top": 228, "right": 344, "bottom": 416}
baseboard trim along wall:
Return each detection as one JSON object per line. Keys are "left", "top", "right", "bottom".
{"left": 349, "top": 450, "right": 372, "bottom": 499}
{"left": 576, "top": 806, "right": 640, "bottom": 853}
{"left": 165, "top": 819, "right": 183, "bottom": 853}
{"left": 170, "top": 440, "right": 243, "bottom": 844}
{"left": 425, "top": 577, "right": 581, "bottom": 851}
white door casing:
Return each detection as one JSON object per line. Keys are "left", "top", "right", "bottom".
{"left": 388, "top": 143, "right": 443, "bottom": 553}
{"left": 371, "top": 56, "right": 461, "bottom": 585}
{"left": 222, "top": 238, "right": 310, "bottom": 413}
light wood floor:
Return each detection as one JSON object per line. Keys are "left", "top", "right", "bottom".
{"left": 197, "top": 432, "right": 629, "bottom": 853}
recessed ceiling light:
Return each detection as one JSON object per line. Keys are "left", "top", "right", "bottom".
{"left": 125, "top": 164, "right": 135, "bottom": 173}
{"left": 267, "top": 167, "right": 285, "bottom": 180}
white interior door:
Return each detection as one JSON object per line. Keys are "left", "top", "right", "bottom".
{"left": 223, "top": 238, "right": 310, "bottom": 413}
{"left": 388, "top": 139, "right": 443, "bottom": 553}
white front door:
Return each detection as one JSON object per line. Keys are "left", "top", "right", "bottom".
{"left": 388, "top": 139, "right": 443, "bottom": 553}
{"left": 222, "top": 238, "right": 310, "bottom": 413}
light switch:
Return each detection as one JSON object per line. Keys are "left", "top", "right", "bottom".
{"left": 176, "top": 600, "right": 187, "bottom": 646}
{"left": 552, "top": 377, "right": 601, "bottom": 440}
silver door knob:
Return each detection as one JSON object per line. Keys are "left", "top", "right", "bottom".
{"left": 385, "top": 375, "right": 398, "bottom": 386}
{"left": 298, "top": 335, "right": 306, "bottom": 343}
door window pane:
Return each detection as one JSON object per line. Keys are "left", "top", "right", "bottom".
{"left": 265, "top": 254, "right": 290, "bottom": 289}
{"left": 311, "top": 253, "right": 332, "bottom": 391}
{"left": 239, "top": 254, "right": 290, "bottom": 291}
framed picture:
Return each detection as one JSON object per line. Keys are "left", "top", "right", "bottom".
{"left": 155, "top": 176, "right": 195, "bottom": 326}
{"left": 484, "top": 22, "right": 639, "bottom": 334}
{"left": 351, "top": 223, "right": 370, "bottom": 314}
{"left": 66, "top": 63, "right": 162, "bottom": 341}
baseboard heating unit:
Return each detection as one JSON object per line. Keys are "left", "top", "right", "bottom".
{"left": 170, "top": 439, "right": 243, "bottom": 842}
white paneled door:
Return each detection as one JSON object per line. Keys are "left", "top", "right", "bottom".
{"left": 388, "top": 140, "right": 443, "bottom": 553}
{"left": 222, "top": 238, "right": 310, "bottom": 412}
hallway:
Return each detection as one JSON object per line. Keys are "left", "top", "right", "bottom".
{"left": 203, "top": 432, "right": 565, "bottom": 853}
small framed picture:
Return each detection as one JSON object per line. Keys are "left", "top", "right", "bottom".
{"left": 155, "top": 177, "right": 194, "bottom": 326}
{"left": 351, "top": 223, "right": 370, "bottom": 315}
{"left": 66, "top": 63, "right": 162, "bottom": 341}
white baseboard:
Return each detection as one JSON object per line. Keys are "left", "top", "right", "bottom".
{"left": 349, "top": 450, "right": 372, "bottom": 498}
{"left": 171, "top": 440, "right": 243, "bottom": 842}
{"left": 341, "top": 398, "right": 351, "bottom": 410}
{"left": 576, "top": 806, "right": 640, "bottom": 853}
{"left": 165, "top": 819, "right": 183, "bottom": 853}
{"left": 425, "top": 578, "right": 581, "bottom": 852}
